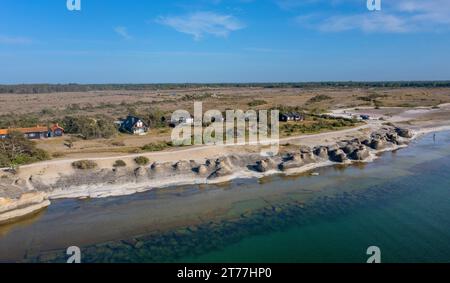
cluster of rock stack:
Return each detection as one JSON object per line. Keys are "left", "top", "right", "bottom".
{"left": 253, "top": 126, "right": 413, "bottom": 173}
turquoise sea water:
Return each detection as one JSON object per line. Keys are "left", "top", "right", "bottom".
{"left": 182, "top": 133, "right": 450, "bottom": 263}
{"left": 0, "top": 131, "right": 450, "bottom": 263}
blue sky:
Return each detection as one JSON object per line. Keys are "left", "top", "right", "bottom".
{"left": 1, "top": 0, "right": 450, "bottom": 83}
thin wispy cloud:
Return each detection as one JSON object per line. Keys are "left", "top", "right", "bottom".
{"left": 156, "top": 11, "right": 245, "bottom": 40}
{"left": 296, "top": 13, "right": 408, "bottom": 33}
{"left": 0, "top": 35, "right": 32, "bottom": 45}
{"left": 395, "top": 0, "right": 450, "bottom": 27}
{"left": 294, "top": 0, "right": 450, "bottom": 33}
{"left": 114, "top": 26, "right": 132, "bottom": 40}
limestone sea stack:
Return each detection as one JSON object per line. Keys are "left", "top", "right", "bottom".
{"left": 208, "top": 159, "right": 233, "bottom": 180}
{"left": 254, "top": 158, "right": 278, "bottom": 173}
{"left": 396, "top": 127, "right": 414, "bottom": 138}
{"left": 329, "top": 149, "right": 348, "bottom": 163}
{"left": 349, "top": 146, "right": 371, "bottom": 160}
{"left": 196, "top": 165, "right": 209, "bottom": 175}
{"left": 314, "top": 146, "right": 329, "bottom": 159}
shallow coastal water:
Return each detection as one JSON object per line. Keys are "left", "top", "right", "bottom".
{"left": 0, "top": 132, "right": 450, "bottom": 263}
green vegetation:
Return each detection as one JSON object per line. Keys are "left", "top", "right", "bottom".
{"left": 0, "top": 131, "right": 50, "bottom": 167}
{"left": 248, "top": 100, "right": 268, "bottom": 107}
{"left": 62, "top": 115, "right": 117, "bottom": 140}
{"left": 134, "top": 156, "right": 150, "bottom": 166}
{"left": 182, "top": 93, "right": 213, "bottom": 101}
{"left": 357, "top": 92, "right": 388, "bottom": 103}
{"left": 72, "top": 160, "right": 98, "bottom": 170}
{"left": 113, "top": 160, "right": 127, "bottom": 168}
{"left": 141, "top": 142, "right": 172, "bottom": 152}
{"left": 281, "top": 115, "right": 358, "bottom": 136}
{"left": 139, "top": 108, "right": 168, "bottom": 128}
{"left": 307, "top": 95, "right": 332, "bottom": 104}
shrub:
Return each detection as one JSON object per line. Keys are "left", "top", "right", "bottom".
{"left": 141, "top": 142, "right": 171, "bottom": 152}
{"left": 134, "top": 156, "right": 150, "bottom": 166}
{"left": 62, "top": 115, "right": 117, "bottom": 140}
{"left": 248, "top": 100, "right": 268, "bottom": 107}
{"left": 307, "top": 95, "right": 332, "bottom": 104}
{"left": 72, "top": 160, "right": 98, "bottom": 170}
{"left": 113, "top": 160, "right": 127, "bottom": 167}
{"left": 140, "top": 108, "right": 168, "bottom": 128}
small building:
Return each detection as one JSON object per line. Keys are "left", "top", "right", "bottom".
{"left": 0, "top": 126, "right": 49, "bottom": 140}
{"left": 0, "top": 129, "right": 8, "bottom": 139}
{"left": 49, "top": 123, "right": 65, "bottom": 137}
{"left": 211, "top": 116, "right": 225, "bottom": 123}
{"left": 279, "top": 112, "right": 304, "bottom": 122}
{"left": 119, "top": 115, "right": 148, "bottom": 135}
{"left": 0, "top": 124, "right": 64, "bottom": 140}
{"left": 170, "top": 115, "right": 194, "bottom": 127}
{"left": 184, "top": 117, "right": 194, "bottom": 125}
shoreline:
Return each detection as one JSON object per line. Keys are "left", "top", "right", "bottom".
{"left": 1, "top": 123, "right": 449, "bottom": 225}
{"left": 43, "top": 132, "right": 411, "bottom": 200}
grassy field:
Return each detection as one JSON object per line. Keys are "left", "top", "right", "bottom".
{"left": 1, "top": 86, "right": 449, "bottom": 118}
{"left": 1, "top": 85, "right": 449, "bottom": 160}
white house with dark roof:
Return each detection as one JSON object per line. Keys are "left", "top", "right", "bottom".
{"left": 119, "top": 116, "right": 148, "bottom": 135}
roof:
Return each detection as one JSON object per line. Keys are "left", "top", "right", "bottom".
{"left": 50, "top": 123, "right": 65, "bottom": 132}
{"left": 120, "top": 116, "right": 148, "bottom": 132}
{"left": 0, "top": 126, "right": 49, "bottom": 135}
{"left": 281, "top": 111, "right": 303, "bottom": 116}
{"left": 14, "top": 126, "right": 49, "bottom": 134}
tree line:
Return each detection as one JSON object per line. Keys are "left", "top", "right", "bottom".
{"left": 1, "top": 81, "right": 450, "bottom": 94}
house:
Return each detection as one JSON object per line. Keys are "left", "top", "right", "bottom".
{"left": 119, "top": 115, "right": 148, "bottom": 135}
{"left": 0, "top": 129, "right": 8, "bottom": 139}
{"left": 0, "top": 126, "right": 50, "bottom": 140}
{"left": 170, "top": 115, "right": 194, "bottom": 127}
{"left": 49, "top": 123, "right": 65, "bottom": 137}
{"left": 279, "top": 112, "right": 304, "bottom": 122}
{"left": 184, "top": 117, "right": 194, "bottom": 124}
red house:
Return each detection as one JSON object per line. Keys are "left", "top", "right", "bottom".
{"left": 0, "top": 124, "right": 64, "bottom": 139}
{"left": 49, "top": 124, "right": 65, "bottom": 137}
